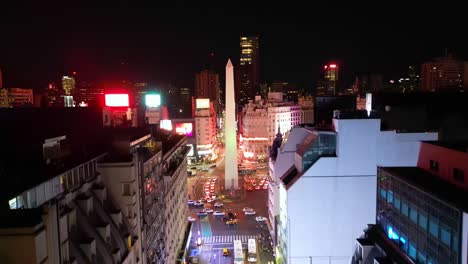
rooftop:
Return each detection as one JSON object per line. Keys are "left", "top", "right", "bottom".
{"left": 380, "top": 167, "right": 468, "bottom": 212}
{"left": 424, "top": 141, "right": 468, "bottom": 153}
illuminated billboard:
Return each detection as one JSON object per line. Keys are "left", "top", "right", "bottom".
{"left": 145, "top": 94, "right": 161, "bottom": 108}
{"left": 175, "top": 123, "right": 193, "bottom": 137}
{"left": 105, "top": 94, "right": 129, "bottom": 107}
{"left": 196, "top": 98, "right": 210, "bottom": 109}
{"left": 160, "top": 119, "right": 173, "bottom": 131}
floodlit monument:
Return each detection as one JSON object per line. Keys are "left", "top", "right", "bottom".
{"left": 224, "top": 59, "right": 239, "bottom": 190}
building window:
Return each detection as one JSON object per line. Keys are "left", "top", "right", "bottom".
{"left": 429, "top": 160, "right": 439, "bottom": 172}
{"left": 417, "top": 251, "right": 427, "bottom": 264}
{"left": 123, "top": 184, "right": 131, "bottom": 196}
{"left": 418, "top": 213, "right": 428, "bottom": 231}
{"left": 429, "top": 218, "right": 438, "bottom": 238}
{"left": 453, "top": 168, "right": 464, "bottom": 183}
{"left": 387, "top": 191, "right": 393, "bottom": 204}
{"left": 401, "top": 201, "right": 409, "bottom": 217}
{"left": 440, "top": 225, "right": 451, "bottom": 247}
{"left": 379, "top": 188, "right": 387, "bottom": 200}
{"left": 408, "top": 242, "right": 417, "bottom": 260}
{"left": 394, "top": 196, "right": 401, "bottom": 210}
{"left": 409, "top": 206, "right": 418, "bottom": 223}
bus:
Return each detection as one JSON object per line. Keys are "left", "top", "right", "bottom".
{"left": 247, "top": 238, "right": 257, "bottom": 263}
{"left": 233, "top": 240, "right": 244, "bottom": 264}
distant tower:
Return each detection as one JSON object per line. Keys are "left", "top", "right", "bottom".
{"left": 195, "top": 70, "right": 221, "bottom": 114}
{"left": 239, "top": 36, "right": 259, "bottom": 100}
{"left": 62, "top": 76, "right": 76, "bottom": 95}
{"left": 224, "top": 59, "right": 239, "bottom": 190}
{"left": 324, "top": 63, "right": 339, "bottom": 96}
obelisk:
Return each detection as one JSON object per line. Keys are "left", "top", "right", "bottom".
{"left": 224, "top": 59, "right": 239, "bottom": 190}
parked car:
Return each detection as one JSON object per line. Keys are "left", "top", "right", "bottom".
{"left": 214, "top": 203, "right": 223, "bottom": 208}
{"left": 245, "top": 210, "right": 256, "bottom": 215}
{"left": 222, "top": 248, "right": 229, "bottom": 256}
{"left": 188, "top": 200, "right": 195, "bottom": 205}
{"left": 188, "top": 216, "right": 196, "bottom": 222}
{"left": 194, "top": 202, "right": 204, "bottom": 207}
{"left": 255, "top": 216, "right": 267, "bottom": 222}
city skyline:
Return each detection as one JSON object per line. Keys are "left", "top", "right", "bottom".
{"left": 1, "top": 4, "right": 467, "bottom": 90}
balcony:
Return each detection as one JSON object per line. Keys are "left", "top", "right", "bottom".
{"left": 122, "top": 192, "right": 136, "bottom": 205}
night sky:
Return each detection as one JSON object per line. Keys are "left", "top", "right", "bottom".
{"left": 1, "top": 3, "right": 467, "bottom": 90}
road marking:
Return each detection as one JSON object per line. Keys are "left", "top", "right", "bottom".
{"left": 202, "top": 234, "right": 260, "bottom": 245}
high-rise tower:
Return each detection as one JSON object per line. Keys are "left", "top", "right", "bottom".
{"left": 224, "top": 59, "right": 239, "bottom": 190}
{"left": 239, "top": 36, "right": 259, "bottom": 100}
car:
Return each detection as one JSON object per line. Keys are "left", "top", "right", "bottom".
{"left": 255, "top": 216, "right": 267, "bottom": 222}
{"left": 190, "top": 167, "right": 197, "bottom": 170}
{"left": 222, "top": 248, "right": 229, "bottom": 256}
{"left": 245, "top": 210, "right": 256, "bottom": 215}
{"left": 188, "top": 200, "right": 195, "bottom": 205}
{"left": 243, "top": 207, "right": 254, "bottom": 212}
{"left": 194, "top": 202, "right": 204, "bottom": 207}
{"left": 263, "top": 185, "right": 268, "bottom": 189}
{"left": 211, "top": 178, "right": 217, "bottom": 181}
{"left": 206, "top": 198, "right": 213, "bottom": 203}
{"left": 201, "top": 168, "right": 209, "bottom": 172}
{"left": 225, "top": 219, "right": 238, "bottom": 226}
{"left": 247, "top": 187, "right": 253, "bottom": 191}
{"left": 204, "top": 208, "right": 214, "bottom": 213}
{"left": 214, "top": 202, "right": 223, "bottom": 208}
{"left": 252, "top": 182, "right": 257, "bottom": 186}
{"left": 188, "top": 216, "right": 196, "bottom": 222}
{"left": 197, "top": 211, "right": 208, "bottom": 216}
{"left": 255, "top": 186, "right": 261, "bottom": 190}
{"left": 210, "top": 164, "right": 217, "bottom": 168}
{"left": 213, "top": 211, "right": 225, "bottom": 216}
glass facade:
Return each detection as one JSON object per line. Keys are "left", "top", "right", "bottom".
{"left": 377, "top": 169, "right": 462, "bottom": 264}
{"left": 301, "top": 132, "right": 336, "bottom": 172}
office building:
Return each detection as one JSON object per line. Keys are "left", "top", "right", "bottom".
{"left": 195, "top": 70, "right": 220, "bottom": 114}
{"left": 421, "top": 54, "right": 468, "bottom": 92}
{"left": 240, "top": 93, "right": 302, "bottom": 161}
{"left": 352, "top": 141, "right": 468, "bottom": 264}
{"left": 239, "top": 36, "right": 259, "bottom": 99}
{"left": 268, "top": 111, "right": 437, "bottom": 264}
{"left": 194, "top": 98, "right": 217, "bottom": 159}
{"left": 0, "top": 88, "right": 34, "bottom": 107}
{"left": 77, "top": 81, "right": 103, "bottom": 106}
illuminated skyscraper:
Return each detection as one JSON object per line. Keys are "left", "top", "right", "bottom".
{"left": 324, "top": 63, "right": 338, "bottom": 96}
{"left": 62, "top": 76, "right": 75, "bottom": 95}
{"left": 239, "top": 36, "right": 259, "bottom": 100}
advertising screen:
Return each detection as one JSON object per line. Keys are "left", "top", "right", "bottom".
{"left": 160, "top": 119, "right": 173, "bottom": 131}
{"left": 145, "top": 94, "right": 161, "bottom": 108}
{"left": 175, "top": 123, "right": 193, "bottom": 137}
{"left": 105, "top": 94, "right": 129, "bottom": 107}
{"left": 196, "top": 98, "right": 210, "bottom": 109}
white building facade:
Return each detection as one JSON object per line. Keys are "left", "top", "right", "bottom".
{"left": 240, "top": 93, "right": 304, "bottom": 160}
{"left": 194, "top": 99, "right": 217, "bottom": 159}
{"left": 268, "top": 112, "right": 438, "bottom": 264}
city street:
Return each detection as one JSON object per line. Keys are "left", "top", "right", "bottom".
{"left": 187, "top": 156, "right": 274, "bottom": 264}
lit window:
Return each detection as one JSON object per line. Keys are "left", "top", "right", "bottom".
{"left": 429, "top": 218, "right": 438, "bottom": 238}
{"left": 441, "top": 225, "right": 451, "bottom": 247}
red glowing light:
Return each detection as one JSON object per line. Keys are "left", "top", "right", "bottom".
{"left": 324, "top": 65, "right": 328, "bottom": 69}
{"left": 329, "top": 64, "right": 337, "bottom": 68}
{"left": 72, "top": 71, "right": 77, "bottom": 75}
{"left": 105, "top": 94, "right": 129, "bottom": 107}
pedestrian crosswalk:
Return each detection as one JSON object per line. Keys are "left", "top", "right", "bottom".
{"left": 202, "top": 234, "right": 259, "bottom": 244}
